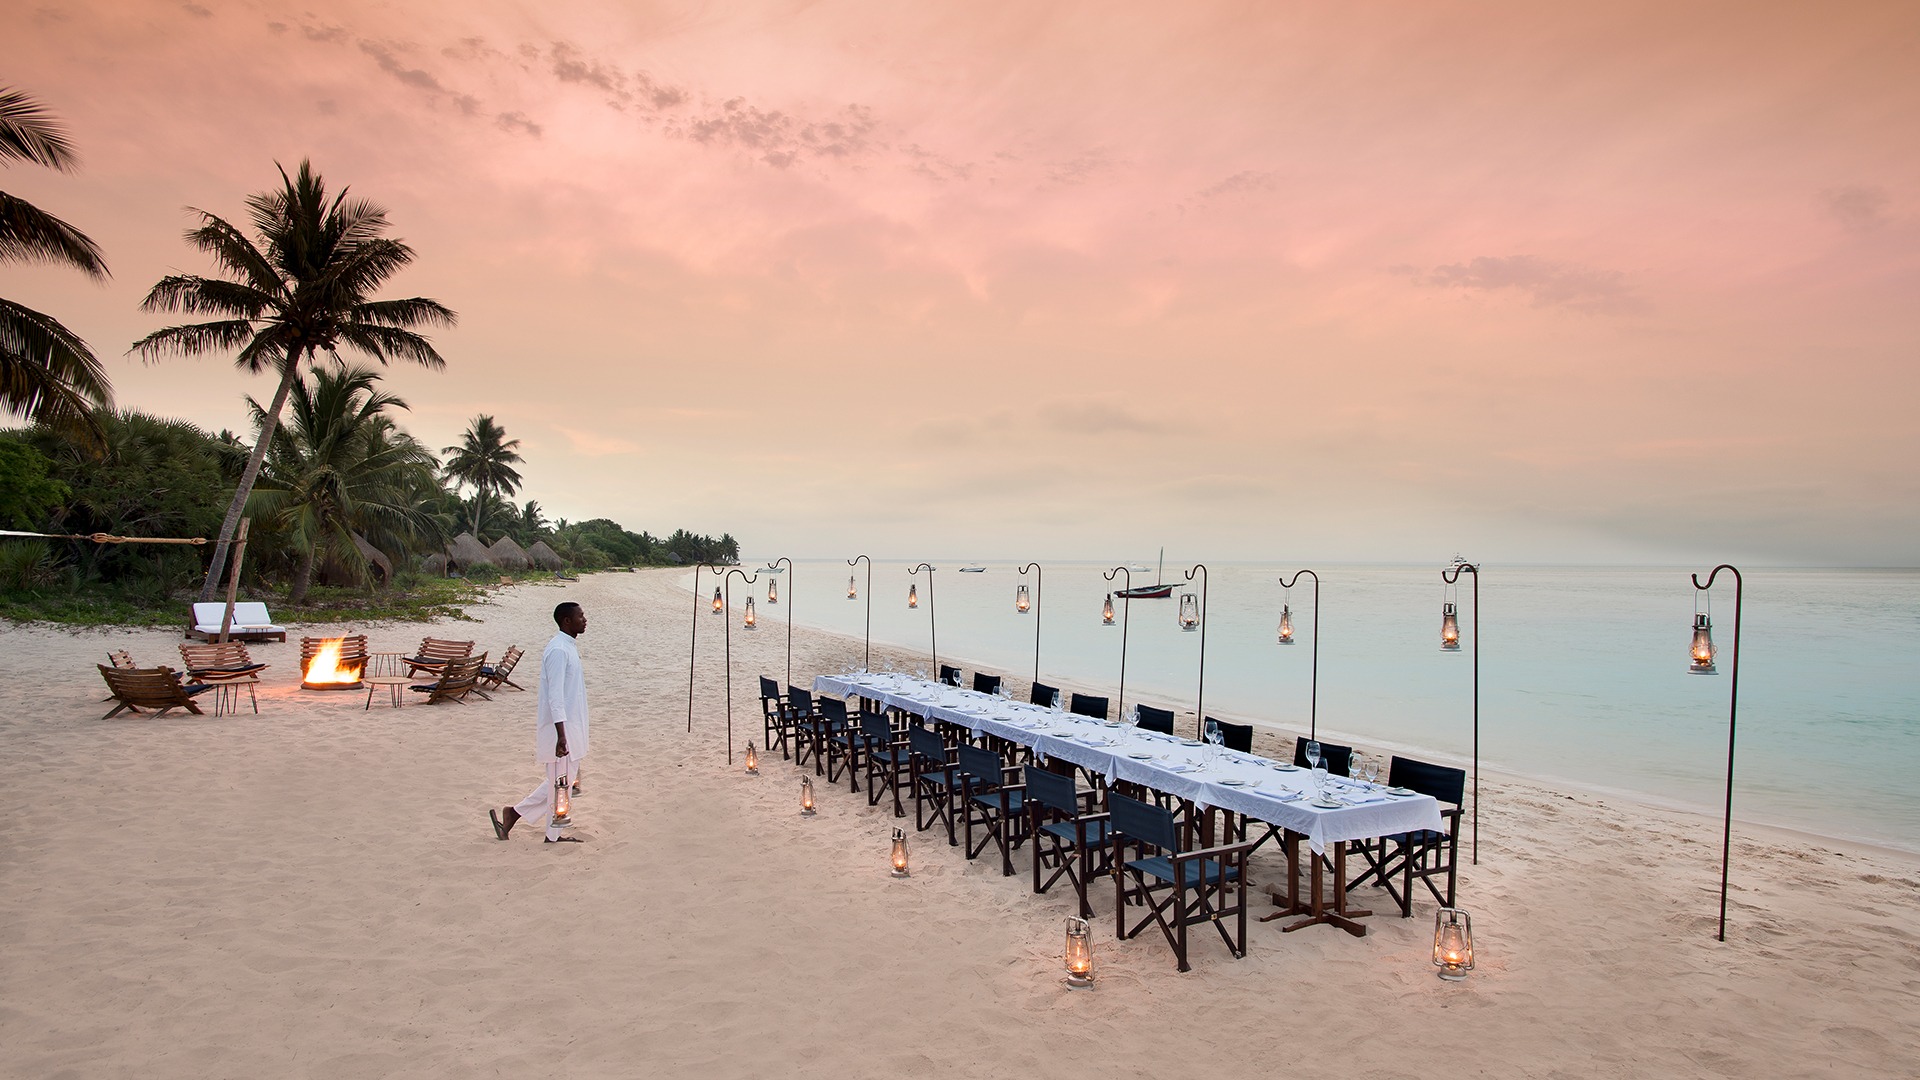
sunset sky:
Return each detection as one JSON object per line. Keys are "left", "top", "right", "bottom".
{"left": 6, "top": 0, "right": 1916, "bottom": 565}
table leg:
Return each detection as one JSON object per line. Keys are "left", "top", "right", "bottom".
{"left": 1265, "top": 839, "right": 1372, "bottom": 937}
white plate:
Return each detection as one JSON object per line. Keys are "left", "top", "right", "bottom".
{"left": 1311, "top": 798, "right": 1345, "bottom": 809}
{"left": 1178, "top": 738, "right": 1203, "bottom": 747}
{"left": 1272, "top": 763, "right": 1300, "bottom": 772}
{"left": 1218, "top": 778, "right": 1249, "bottom": 787}
{"left": 1386, "top": 786, "right": 1417, "bottom": 797}
{"left": 1126, "top": 751, "right": 1155, "bottom": 760}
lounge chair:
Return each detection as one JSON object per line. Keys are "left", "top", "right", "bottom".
{"left": 178, "top": 641, "right": 269, "bottom": 716}
{"left": 187, "top": 601, "right": 287, "bottom": 642}
{"left": 404, "top": 637, "right": 475, "bottom": 679}
{"left": 98, "top": 664, "right": 213, "bottom": 720}
{"left": 478, "top": 646, "right": 526, "bottom": 692}
{"left": 408, "top": 654, "right": 487, "bottom": 705}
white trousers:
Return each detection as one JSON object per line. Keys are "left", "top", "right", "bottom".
{"left": 513, "top": 758, "right": 578, "bottom": 840}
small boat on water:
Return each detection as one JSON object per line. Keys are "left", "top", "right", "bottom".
{"left": 1115, "top": 548, "right": 1174, "bottom": 599}
{"left": 959, "top": 564, "right": 986, "bottom": 573}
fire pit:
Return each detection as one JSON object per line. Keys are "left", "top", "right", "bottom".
{"left": 301, "top": 635, "right": 366, "bottom": 691}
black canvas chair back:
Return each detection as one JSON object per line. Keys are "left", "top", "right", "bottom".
{"left": 819, "top": 696, "right": 847, "bottom": 724}
{"left": 788, "top": 686, "right": 814, "bottom": 713}
{"left": 1110, "top": 792, "right": 1179, "bottom": 853}
{"left": 1069, "top": 693, "right": 1109, "bottom": 721}
{"left": 972, "top": 672, "right": 1002, "bottom": 695}
{"left": 908, "top": 725, "right": 949, "bottom": 765}
{"left": 1294, "top": 736, "right": 1352, "bottom": 776}
{"left": 859, "top": 712, "right": 892, "bottom": 745}
{"left": 1135, "top": 705, "right": 1175, "bottom": 735}
{"left": 1389, "top": 756, "right": 1466, "bottom": 805}
{"left": 1210, "top": 718, "right": 1253, "bottom": 753}
{"left": 957, "top": 745, "right": 1004, "bottom": 790}
{"left": 1023, "top": 765, "right": 1079, "bottom": 816}
{"left": 1030, "top": 681, "right": 1060, "bottom": 707}
{"left": 939, "top": 664, "right": 962, "bottom": 686}
{"left": 759, "top": 675, "right": 780, "bottom": 700}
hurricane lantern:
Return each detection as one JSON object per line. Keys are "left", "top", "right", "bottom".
{"left": 1440, "top": 601, "right": 1461, "bottom": 651}
{"left": 1277, "top": 603, "right": 1296, "bottom": 645}
{"left": 552, "top": 769, "right": 572, "bottom": 825}
{"left": 1015, "top": 583, "right": 1031, "bottom": 614}
{"left": 711, "top": 586, "right": 724, "bottom": 615}
{"left": 1689, "top": 612, "right": 1717, "bottom": 674}
{"left": 908, "top": 583, "right": 919, "bottom": 609}
{"left": 744, "top": 742, "right": 760, "bottom": 775}
{"left": 1102, "top": 593, "right": 1115, "bottom": 626}
{"left": 1433, "top": 907, "right": 1475, "bottom": 981}
{"left": 890, "top": 826, "right": 911, "bottom": 878}
{"left": 847, "top": 574, "right": 858, "bottom": 600}
{"left": 1064, "top": 916, "right": 1094, "bottom": 988}
{"left": 767, "top": 578, "right": 779, "bottom": 605}
{"left": 1178, "top": 592, "right": 1200, "bottom": 632}
{"left": 800, "top": 776, "right": 816, "bottom": 816}
{"left": 742, "top": 597, "right": 759, "bottom": 631}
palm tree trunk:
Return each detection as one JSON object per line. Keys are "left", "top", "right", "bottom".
{"left": 196, "top": 348, "right": 306, "bottom": 601}
{"left": 289, "top": 544, "right": 317, "bottom": 605}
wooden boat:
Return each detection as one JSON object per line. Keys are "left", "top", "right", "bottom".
{"left": 1115, "top": 548, "right": 1174, "bottom": 599}
{"left": 959, "top": 564, "right": 986, "bottom": 573}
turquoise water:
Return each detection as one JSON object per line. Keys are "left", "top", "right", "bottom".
{"left": 704, "top": 561, "right": 1920, "bottom": 853}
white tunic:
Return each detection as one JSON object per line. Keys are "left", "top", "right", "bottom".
{"left": 535, "top": 631, "right": 590, "bottom": 764}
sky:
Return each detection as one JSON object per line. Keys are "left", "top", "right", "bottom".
{"left": 4, "top": 0, "right": 1917, "bottom": 566}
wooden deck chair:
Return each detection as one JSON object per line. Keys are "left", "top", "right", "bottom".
{"left": 178, "top": 641, "right": 270, "bottom": 716}
{"left": 958, "top": 744, "right": 1028, "bottom": 877}
{"left": 404, "top": 637, "right": 475, "bottom": 679}
{"left": 1026, "top": 765, "right": 1112, "bottom": 918}
{"left": 98, "top": 664, "right": 212, "bottom": 720}
{"left": 408, "top": 654, "right": 487, "bottom": 705}
{"left": 478, "top": 646, "right": 526, "bottom": 692}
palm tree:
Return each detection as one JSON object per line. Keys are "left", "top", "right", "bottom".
{"left": 1, "top": 87, "right": 112, "bottom": 442}
{"left": 441, "top": 414, "right": 522, "bottom": 538}
{"left": 132, "top": 160, "right": 455, "bottom": 601}
{"left": 246, "top": 364, "right": 443, "bottom": 603}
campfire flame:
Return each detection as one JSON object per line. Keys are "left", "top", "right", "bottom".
{"left": 304, "top": 637, "right": 363, "bottom": 684}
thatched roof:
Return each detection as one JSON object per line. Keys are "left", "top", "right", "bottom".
{"left": 489, "top": 536, "right": 531, "bottom": 570}
{"left": 352, "top": 533, "right": 394, "bottom": 584}
{"left": 423, "top": 553, "right": 450, "bottom": 576}
{"left": 526, "top": 540, "right": 565, "bottom": 570}
{"left": 446, "top": 532, "right": 494, "bottom": 569}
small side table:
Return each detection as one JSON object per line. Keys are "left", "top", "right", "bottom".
{"left": 364, "top": 675, "right": 413, "bottom": 710}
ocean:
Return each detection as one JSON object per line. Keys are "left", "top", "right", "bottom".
{"left": 687, "top": 560, "right": 1920, "bottom": 853}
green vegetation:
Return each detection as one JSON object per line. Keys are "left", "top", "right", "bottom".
{"left": 0, "top": 100, "right": 741, "bottom": 629}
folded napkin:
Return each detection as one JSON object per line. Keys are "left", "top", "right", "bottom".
{"left": 1161, "top": 763, "right": 1196, "bottom": 774}
{"left": 1346, "top": 795, "right": 1390, "bottom": 805}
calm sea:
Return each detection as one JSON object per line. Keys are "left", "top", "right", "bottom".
{"left": 687, "top": 561, "right": 1920, "bottom": 853}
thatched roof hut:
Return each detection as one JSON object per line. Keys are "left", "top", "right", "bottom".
{"left": 489, "top": 536, "right": 531, "bottom": 570}
{"left": 423, "top": 553, "right": 450, "bottom": 577}
{"left": 315, "top": 532, "right": 394, "bottom": 588}
{"left": 526, "top": 540, "right": 565, "bottom": 570}
{"left": 446, "top": 532, "right": 494, "bottom": 571}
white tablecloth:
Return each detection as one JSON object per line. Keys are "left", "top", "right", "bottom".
{"left": 813, "top": 672, "right": 1443, "bottom": 854}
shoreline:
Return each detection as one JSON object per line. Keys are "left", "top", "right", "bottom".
{"left": 683, "top": 577, "right": 1920, "bottom": 865}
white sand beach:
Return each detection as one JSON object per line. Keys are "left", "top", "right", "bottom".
{"left": 2, "top": 569, "right": 1916, "bottom": 1078}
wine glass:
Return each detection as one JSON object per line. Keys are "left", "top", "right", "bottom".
{"left": 1204, "top": 720, "right": 1224, "bottom": 767}
{"left": 1051, "top": 690, "right": 1063, "bottom": 711}
{"left": 1304, "top": 740, "right": 1322, "bottom": 771}
{"left": 915, "top": 667, "right": 927, "bottom": 682}
{"left": 1125, "top": 705, "right": 1139, "bottom": 727}
{"left": 1366, "top": 755, "right": 1382, "bottom": 785}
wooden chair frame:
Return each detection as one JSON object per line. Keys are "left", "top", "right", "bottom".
{"left": 1111, "top": 792, "right": 1253, "bottom": 973}
{"left": 98, "top": 664, "right": 211, "bottom": 720}
{"left": 957, "top": 744, "right": 1027, "bottom": 876}
{"left": 1026, "top": 765, "right": 1111, "bottom": 918}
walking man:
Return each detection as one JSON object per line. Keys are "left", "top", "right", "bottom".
{"left": 491, "top": 602, "right": 591, "bottom": 844}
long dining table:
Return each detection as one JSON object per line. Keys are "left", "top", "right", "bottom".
{"left": 812, "top": 671, "right": 1445, "bottom": 935}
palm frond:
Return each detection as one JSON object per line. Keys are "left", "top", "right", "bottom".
{"left": 0, "top": 191, "right": 109, "bottom": 277}
{"left": 0, "top": 297, "right": 109, "bottom": 447}
{"left": 138, "top": 274, "right": 272, "bottom": 318}
{"left": 128, "top": 319, "right": 262, "bottom": 363}
{"left": 0, "top": 88, "right": 80, "bottom": 171}
{"left": 332, "top": 323, "right": 447, "bottom": 370}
